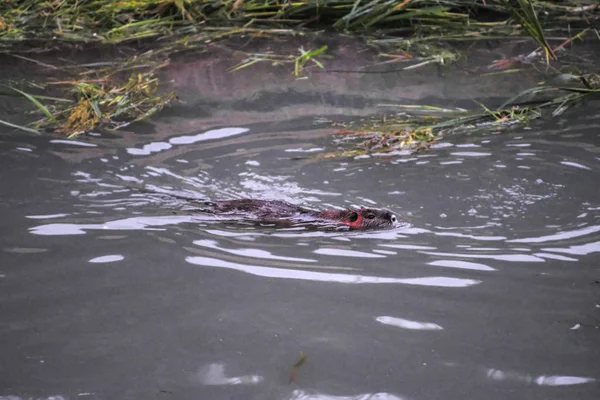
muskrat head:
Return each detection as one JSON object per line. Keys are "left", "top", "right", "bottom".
{"left": 339, "top": 207, "right": 399, "bottom": 230}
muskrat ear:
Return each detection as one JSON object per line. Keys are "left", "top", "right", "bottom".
{"left": 348, "top": 211, "right": 359, "bottom": 222}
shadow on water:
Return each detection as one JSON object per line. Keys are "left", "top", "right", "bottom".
{"left": 1, "top": 38, "right": 599, "bottom": 400}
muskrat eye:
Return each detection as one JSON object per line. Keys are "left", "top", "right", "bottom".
{"left": 391, "top": 215, "right": 397, "bottom": 223}
{"left": 348, "top": 212, "right": 359, "bottom": 222}
{"left": 367, "top": 214, "right": 375, "bottom": 219}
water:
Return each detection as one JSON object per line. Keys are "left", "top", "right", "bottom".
{"left": 1, "top": 41, "right": 599, "bottom": 400}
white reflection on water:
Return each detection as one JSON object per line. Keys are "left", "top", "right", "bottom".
{"left": 286, "top": 391, "right": 406, "bottom": 400}
{"left": 428, "top": 260, "right": 496, "bottom": 271}
{"left": 272, "top": 226, "right": 417, "bottom": 240}
{"left": 193, "top": 239, "right": 316, "bottom": 263}
{"left": 25, "top": 213, "right": 70, "bottom": 219}
{"left": 204, "top": 229, "right": 264, "bottom": 238}
{"left": 169, "top": 127, "right": 249, "bottom": 145}
{"left": 485, "top": 368, "right": 596, "bottom": 386}
{"left": 125, "top": 128, "right": 250, "bottom": 155}
{"left": 89, "top": 254, "right": 124, "bottom": 263}
{"left": 560, "top": 161, "right": 592, "bottom": 170}
{"left": 29, "top": 215, "right": 199, "bottom": 235}
{"left": 376, "top": 316, "right": 443, "bottom": 331}
{"left": 192, "top": 363, "right": 262, "bottom": 386}
{"left": 533, "top": 252, "right": 578, "bottom": 261}
{"left": 50, "top": 139, "right": 97, "bottom": 147}
{"left": 186, "top": 256, "right": 481, "bottom": 287}
{"left": 420, "top": 251, "right": 545, "bottom": 262}
{"left": 126, "top": 141, "right": 172, "bottom": 156}
{"left": 285, "top": 147, "right": 324, "bottom": 153}
{"left": 450, "top": 152, "right": 492, "bottom": 157}
{"left": 314, "top": 248, "right": 386, "bottom": 259}
{"left": 0, "top": 397, "right": 67, "bottom": 400}
{"left": 541, "top": 240, "right": 600, "bottom": 256}
{"left": 507, "top": 225, "right": 600, "bottom": 243}
{"left": 435, "top": 232, "right": 507, "bottom": 241}
{"left": 380, "top": 244, "right": 436, "bottom": 250}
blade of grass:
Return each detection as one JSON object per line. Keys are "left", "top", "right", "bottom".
{"left": 0, "top": 90, "right": 73, "bottom": 103}
{"left": 0, "top": 118, "right": 41, "bottom": 135}
{"left": 9, "top": 87, "right": 56, "bottom": 121}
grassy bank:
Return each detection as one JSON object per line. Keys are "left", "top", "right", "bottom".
{"left": 1, "top": 0, "right": 596, "bottom": 49}
{"left": 0, "top": 0, "right": 598, "bottom": 138}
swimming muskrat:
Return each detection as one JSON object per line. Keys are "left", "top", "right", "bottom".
{"left": 137, "top": 187, "right": 399, "bottom": 230}
{"left": 201, "top": 198, "right": 399, "bottom": 230}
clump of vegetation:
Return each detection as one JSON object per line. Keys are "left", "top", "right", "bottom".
{"left": 324, "top": 72, "right": 600, "bottom": 158}
{"left": 0, "top": 0, "right": 598, "bottom": 136}
{"left": 0, "top": 61, "right": 175, "bottom": 136}
{"left": 58, "top": 71, "right": 175, "bottom": 135}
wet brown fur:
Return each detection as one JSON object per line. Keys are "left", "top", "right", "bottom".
{"left": 209, "top": 199, "right": 397, "bottom": 230}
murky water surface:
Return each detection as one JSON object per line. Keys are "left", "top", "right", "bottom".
{"left": 1, "top": 41, "right": 599, "bottom": 400}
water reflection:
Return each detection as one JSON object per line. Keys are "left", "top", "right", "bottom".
{"left": 508, "top": 225, "right": 600, "bottom": 243}
{"left": 427, "top": 260, "right": 496, "bottom": 272}
{"left": 29, "top": 215, "right": 200, "bottom": 235}
{"left": 0, "top": 397, "right": 68, "bottom": 400}
{"left": 485, "top": 367, "right": 596, "bottom": 387}
{"left": 376, "top": 316, "right": 443, "bottom": 331}
{"left": 192, "top": 363, "right": 263, "bottom": 386}
{"left": 185, "top": 256, "right": 481, "bottom": 287}
{"left": 286, "top": 391, "right": 406, "bottom": 400}
{"left": 88, "top": 255, "right": 124, "bottom": 263}
{"left": 193, "top": 239, "right": 317, "bottom": 262}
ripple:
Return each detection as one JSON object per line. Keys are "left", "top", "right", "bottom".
{"left": 126, "top": 141, "right": 172, "bottom": 156}
{"left": 204, "top": 229, "right": 264, "bottom": 238}
{"left": 435, "top": 232, "right": 507, "bottom": 241}
{"left": 485, "top": 367, "right": 596, "bottom": 386}
{"left": 314, "top": 248, "right": 386, "bottom": 258}
{"left": 541, "top": 240, "right": 600, "bottom": 256}
{"left": 50, "top": 139, "right": 97, "bottom": 147}
{"left": 533, "top": 252, "right": 578, "bottom": 261}
{"left": 560, "top": 161, "right": 592, "bottom": 170}
{"left": 428, "top": 259, "right": 496, "bottom": 271}
{"left": 450, "top": 152, "right": 492, "bottom": 157}
{"left": 286, "top": 391, "right": 406, "bottom": 400}
{"left": 440, "top": 161, "right": 463, "bottom": 165}
{"left": 89, "top": 255, "right": 124, "bottom": 263}
{"left": 192, "top": 363, "right": 262, "bottom": 386}
{"left": 25, "top": 213, "right": 70, "bottom": 219}
{"left": 169, "top": 127, "right": 249, "bottom": 144}
{"left": 508, "top": 225, "right": 600, "bottom": 243}
{"left": 376, "top": 316, "right": 443, "bottom": 331}
{"left": 193, "top": 239, "right": 316, "bottom": 262}
{"left": 380, "top": 244, "right": 436, "bottom": 250}
{"left": 285, "top": 147, "right": 324, "bottom": 153}
{"left": 29, "top": 215, "right": 198, "bottom": 235}
{"left": 186, "top": 257, "right": 481, "bottom": 287}
{"left": 421, "top": 251, "right": 545, "bottom": 263}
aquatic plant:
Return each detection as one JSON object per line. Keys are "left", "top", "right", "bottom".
{"left": 324, "top": 72, "right": 600, "bottom": 158}
{"left": 0, "top": 68, "right": 175, "bottom": 137}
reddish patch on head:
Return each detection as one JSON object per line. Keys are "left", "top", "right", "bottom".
{"left": 344, "top": 214, "right": 363, "bottom": 228}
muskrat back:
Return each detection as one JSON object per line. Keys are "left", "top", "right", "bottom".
{"left": 209, "top": 199, "right": 399, "bottom": 230}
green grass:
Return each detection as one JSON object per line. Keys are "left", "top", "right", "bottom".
{"left": 0, "top": 67, "right": 174, "bottom": 137}
{"left": 1, "top": 0, "right": 596, "bottom": 50}
{"left": 0, "top": 0, "right": 598, "bottom": 136}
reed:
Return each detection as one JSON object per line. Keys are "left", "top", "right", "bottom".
{"left": 0, "top": 0, "right": 597, "bottom": 136}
